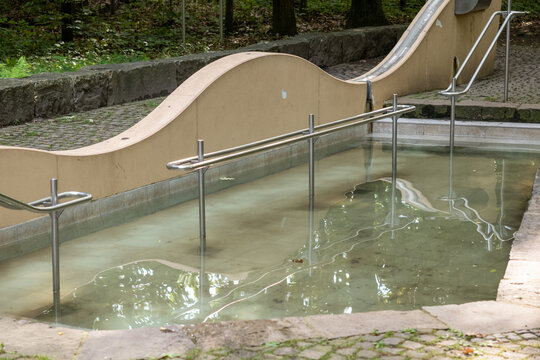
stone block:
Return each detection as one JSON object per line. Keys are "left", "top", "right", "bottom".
{"left": 69, "top": 70, "right": 109, "bottom": 112}
{"left": 363, "top": 26, "right": 398, "bottom": 58}
{"left": 517, "top": 106, "right": 540, "bottom": 123}
{"left": 307, "top": 32, "right": 343, "bottom": 67}
{"left": 0, "top": 78, "right": 34, "bottom": 125}
{"left": 242, "top": 41, "right": 280, "bottom": 53}
{"left": 455, "top": 105, "right": 482, "bottom": 121}
{"left": 172, "top": 53, "right": 211, "bottom": 86}
{"left": 339, "top": 29, "right": 368, "bottom": 63}
{"left": 32, "top": 73, "right": 74, "bottom": 118}
{"left": 481, "top": 106, "right": 509, "bottom": 121}
{"left": 102, "top": 60, "right": 177, "bottom": 105}
{"left": 276, "top": 37, "right": 310, "bottom": 60}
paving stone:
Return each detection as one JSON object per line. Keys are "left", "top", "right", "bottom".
{"left": 437, "top": 339, "right": 459, "bottom": 347}
{"left": 382, "top": 347, "right": 404, "bottom": 355}
{"left": 520, "top": 339, "right": 540, "bottom": 347}
{"left": 273, "top": 347, "right": 298, "bottom": 356}
{"left": 499, "top": 351, "right": 529, "bottom": 359}
{"left": 423, "top": 346, "right": 445, "bottom": 355}
{"left": 381, "top": 337, "right": 403, "bottom": 346}
{"left": 417, "top": 334, "right": 438, "bottom": 343}
{"left": 354, "top": 349, "right": 379, "bottom": 358}
{"left": 336, "top": 347, "right": 356, "bottom": 356}
{"left": 326, "top": 353, "right": 345, "bottom": 360}
{"left": 353, "top": 342, "right": 374, "bottom": 350}
{"left": 404, "top": 350, "right": 430, "bottom": 359}
{"left": 504, "top": 333, "right": 523, "bottom": 341}
{"left": 521, "top": 332, "right": 539, "bottom": 340}
{"left": 521, "top": 347, "right": 540, "bottom": 355}
{"left": 479, "top": 346, "right": 504, "bottom": 355}
{"left": 401, "top": 340, "right": 424, "bottom": 350}
{"left": 297, "top": 347, "right": 329, "bottom": 359}
{"left": 361, "top": 334, "right": 385, "bottom": 342}
{"left": 379, "top": 356, "right": 405, "bottom": 360}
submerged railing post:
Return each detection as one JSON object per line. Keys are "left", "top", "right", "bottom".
{"left": 450, "top": 78, "right": 456, "bottom": 150}
{"left": 308, "top": 114, "right": 315, "bottom": 273}
{"left": 49, "top": 178, "right": 61, "bottom": 323}
{"left": 198, "top": 140, "right": 207, "bottom": 256}
{"left": 504, "top": 0, "right": 512, "bottom": 102}
{"left": 390, "top": 94, "right": 398, "bottom": 232}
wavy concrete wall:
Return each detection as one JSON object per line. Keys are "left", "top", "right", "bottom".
{"left": 0, "top": 0, "right": 501, "bottom": 229}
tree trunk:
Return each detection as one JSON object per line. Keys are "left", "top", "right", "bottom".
{"left": 225, "top": 0, "right": 234, "bottom": 34}
{"left": 298, "top": 0, "right": 307, "bottom": 13}
{"left": 347, "top": 0, "right": 388, "bottom": 28}
{"left": 272, "top": 0, "right": 297, "bottom": 36}
{"left": 61, "top": 0, "right": 74, "bottom": 42}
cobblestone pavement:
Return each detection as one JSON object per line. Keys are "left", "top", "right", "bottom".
{"left": 172, "top": 328, "right": 540, "bottom": 360}
{"left": 2, "top": 327, "right": 539, "bottom": 360}
{"left": 0, "top": 43, "right": 536, "bottom": 151}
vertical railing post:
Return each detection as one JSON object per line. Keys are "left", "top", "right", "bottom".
{"left": 390, "top": 95, "right": 398, "bottom": 232}
{"left": 308, "top": 114, "right": 315, "bottom": 274}
{"left": 504, "top": 0, "right": 511, "bottom": 102}
{"left": 198, "top": 140, "right": 206, "bottom": 256}
{"left": 49, "top": 178, "right": 61, "bottom": 323}
{"left": 450, "top": 78, "right": 456, "bottom": 150}
{"left": 182, "top": 0, "right": 186, "bottom": 46}
{"left": 197, "top": 140, "right": 207, "bottom": 315}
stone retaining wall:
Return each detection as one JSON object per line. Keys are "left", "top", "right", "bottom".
{"left": 0, "top": 25, "right": 406, "bottom": 126}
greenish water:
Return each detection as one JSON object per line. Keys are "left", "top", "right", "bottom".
{"left": 27, "top": 143, "right": 539, "bottom": 329}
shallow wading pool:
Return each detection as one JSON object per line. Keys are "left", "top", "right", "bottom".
{"left": 0, "top": 140, "right": 538, "bottom": 330}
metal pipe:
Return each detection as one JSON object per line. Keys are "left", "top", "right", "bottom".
{"left": 182, "top": 0, "right": 186, "bottom": 46}
{"left": 391, "top": 95, "right": 398, "bottom": 232}
{"left": 50, "top": 178, "right": 60, "bottom": 323}
{"left": 198, "top": 140, "right": 206, "bottom": 256}
{"left": 308, "top": 114, "right": 315, "bottom": 275}
{"left": 504, "top": 0, "right": 511, "bottom": 102}
{"left": 450, "top": 78, "right": 456, "bottom": 150}
{"left": 168, "top": 106, "right": 416, "bottom": 171}
{"left": 440, "top": 11, "right": 524, "bottom": 97}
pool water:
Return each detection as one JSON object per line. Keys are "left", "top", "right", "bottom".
{"left": 1, "top": 141, "right": 538, "bottom": 330}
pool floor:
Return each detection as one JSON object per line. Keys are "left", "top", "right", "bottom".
{"left": 0, "top": 141, "right": 538, "bottom": 330}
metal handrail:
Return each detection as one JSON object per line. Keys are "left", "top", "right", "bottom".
{"left": 167, "top": 104, "right": 415, "bottom": 171}
{"left": 0, "top": 191, "right": 92, "bottom": 213}
{"left": 440, "top": 10, "right": 526, "bottom": 97}
{"left": 0, "top": 179, "right": 92, "bottom": 324}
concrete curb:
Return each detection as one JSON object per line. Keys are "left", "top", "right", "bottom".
{"left": 0, "top": 25, "right": 406, "bottom": 127}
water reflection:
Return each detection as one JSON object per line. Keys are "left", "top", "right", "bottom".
{"left": 39, "top": 165, "right": 521, "bottom": 329}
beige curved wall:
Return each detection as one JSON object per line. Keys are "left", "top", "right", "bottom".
{"left": 0, "top": 0, "right": 501, "bottom": 229}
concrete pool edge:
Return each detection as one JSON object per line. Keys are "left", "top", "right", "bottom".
{"left": 0, "top": 127, "right": 539, "bottom": 359}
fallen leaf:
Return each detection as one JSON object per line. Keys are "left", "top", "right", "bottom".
{"left": 462, "top": 347, "right": 474, "bottom": 355}
{"left": 291, "top": 259, "right": 303, "bottom": 263}
{"left": 160, "top": 327, "right": 173, "bottom": 333}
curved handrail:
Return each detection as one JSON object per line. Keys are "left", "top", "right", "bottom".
{"left": 167, "top": 105, "right": 415, "bottom": 172}
{"left": 439, "top": 10, "right": 526, "bottom": 97}
{"left": 0, "top": 191, "right": 92, "bottom": 214}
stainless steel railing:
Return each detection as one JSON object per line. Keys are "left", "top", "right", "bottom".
{"left": 0, "top": 179, "right": 92, "bottom": 323}
{"left": 167, "top": 97, "right": 415, "bottom": 259}
{"left": 440, "top": 1, "right": 526, "bottom": 149}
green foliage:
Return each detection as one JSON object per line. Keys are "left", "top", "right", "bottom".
{"left": 502, "top": 0, "right": 540, "bottom": 14}
{"left": 306, "top": 0, "right": 350, "bottom": 15}
{"left": 0, "top": 56, "right": 30, "bottom": 78}
{"left": 0, "top": 0, "right": 537, "bottom": 77}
